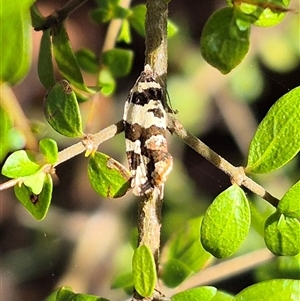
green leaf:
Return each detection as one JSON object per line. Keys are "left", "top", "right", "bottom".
{"left": 76, "top": 48, "right": 99, "bottom": 74}
{"left": 47, "top": 286, "right": 110, "bottom": 301}
{"left": 162, "top": 259, "right": 194, "bottom": 288}
{"left": 201, "top": 185, "right": 251, "bottom": 258}
{"left": 236, "top": 0, "right": 290, "bottom": 27}
{"left": 23, "top": 171, "right": 46, "bottom": 195}
{"left": 39, "top": 138, "right": 58, "bottom": 164}
{"left": 111, "top": 272, "right": 134, "bottom": 290}
{"left": 161, "top": 217, "right": 212, "bottom": 287}
{"left": 14, "top": 174, "right": 53, "bottom": 220}
{"left": 90, "top": 0, "right": 119, "bottom": 23}
{"left": 264, "top": 211, "right": 300, "bottom": 256}
{"left": 278, "top": 180, "right": 300, "bottom": 218}
{"left": 2, "top": 150, "right": 40, "bottom": 178}
{"left": 129, "top": 4, "right": 146, "bottom": 36}
{"left": 128, "top": 4, "right": 177, "bottom": 38}
{"left": 233, "top": 279, "right": 300, "bottom": 301}
{"left": 0, "top": 1, "right": 35, "bottom": 84}
{"left": 117, "top": 19, "right": 132, "bottom": 44}
{"left": 30, "top": 4, "right": 47, "bottom": 29}
{"left": 132, "top": 245, "right": 157, "bottom": 298}
{"left": 44, "top": 80, "right": 84, "bottom": 137}
{"left": 246, "top": 86, "right": 300, "bottom": 173}
{"left": 52, "top": 23, "right": 94, "bottom": 93}
{"left": 200, "top": 7, "right": 250, "bottom": 74}
{"left": 38, "top": 29, "right": 55, "bottom": 88}
{"left": 0, "top": 104, "right": 13, "bottom": 162}
{"left": 171, "top": 286, "right": 217, "bottom": 301}
{"left": 102, "top": 48, "right": 133, "bottom": 77}
{"left": 211, "top": 291, "right": 234, "bottom": 301}
{"left": 255, "top": 253, "right": 300, "bottom": 281}
{"left": 88, "top": 152, "right": 131, "bottom": 198}
{"left": 98, "top": 68, "right": 116, "bottom": 96}
{"left": 167, "top": 19, "right": 178, "bottom": 38}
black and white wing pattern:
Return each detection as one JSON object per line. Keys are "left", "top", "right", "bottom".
{"left": 123, "top": 64, "right": 173, "bottom": 199}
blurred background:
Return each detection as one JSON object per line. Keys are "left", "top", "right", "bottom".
{"left": 1, "top": 0, "right": 299, "bottom": 300}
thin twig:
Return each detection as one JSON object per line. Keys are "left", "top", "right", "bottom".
{"left": 168, "top": 116, "right": 280, "bottom": 207}
{"left": 0, "top": 121, "right": 124, "bottom": 191}
{"left": 55, "top": 120, "right": 123, "bottom": 167}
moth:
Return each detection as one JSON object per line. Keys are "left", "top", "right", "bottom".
{"left": 123, "top": 64, "right": 173, "bottom": 199}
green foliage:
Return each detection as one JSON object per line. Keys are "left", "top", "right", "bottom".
{"left": 87, "top": 152, "right": 131, "bottom": 198}
{"left": 44, "top": 80, "right": 84, "bottom": 137}
{"left": 264, "top": 211, "right": 300, "bottom": 256}
{"left": 171, "top": 286, "right": 217, "bottom": 301}
{"left": 278, "top": 180, "right": 300, "bottom": 218}
{"left": 76, "top": 48, "right": 99, "bottom": 74}
{"left": 52, "top": 24, "right": 95, "bottom": 93}
{"left": 98, "top": 68, "right": 116, "bottom": 96}
{"left": 201, "top": 0, "right": 291, "bottom": 73}
{"left": 45, "top": 286, "right": 110, "bottom": 301}
{"left": 201, "top": 185, "right": 251, "bottom": 258}
{"left": 132, "top": 245, "right": 157, "bottom": 298}
{"left": 38, "top": 29, "right": 55, "bottom": 88}
{"left": 1, "top": 1, "right": 299, "bottom": 300}
{"left": 200, "top": 7, "right": 250, "bottom": 74}
{"left": 0, "top": 105, "right": 14, "bottom": 162}
{"left": 0, "top": 1, "right": 35, "bottom": 84}
{"left": 14, "top": 174, "right": 53, "bottom": 220}
{"left": 246, "top": 86, "right": 300, "bottom": 173}
{"left": 102, "top": 48, "right": 134, "bottom": 77}
{"left": 2, "top": 150, "right": 40, "bottom": 178}
{"left": 161, "top": 217, "right": 212, "bottom": 287}
{"left": 39, "top": 138, "right": 58, "bottom": 164}
{"left": 233, "top": 0, "right": 290, "bottom": 27}
{"left": 233, "top": 279, "right": 300, "bottom": 301}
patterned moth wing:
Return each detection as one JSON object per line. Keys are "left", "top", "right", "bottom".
{"left": 123, "top": 64, "right": 173, "bottom": 199}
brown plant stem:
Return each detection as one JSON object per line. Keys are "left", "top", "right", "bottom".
{"left": 169, "top": 116, "right": 280, "bottom": 207}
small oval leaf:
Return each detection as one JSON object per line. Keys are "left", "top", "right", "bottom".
{"left": 102, "top": 48, "right": 133, "bottom": 77}
{"left": 39, "top": 138, "right": 58, "bottom": 164}
{"left": 76, "top": 48, "right": 99, "bottom": 74}
{"left": 129, "top": 4, "right": 146, "bottom": 36}
{"left": 278, "top": 180, "right": 300, "bottom": 218}
{"left": 38, "top": 29, "right": 55, "bottom": 88}
{"left": 1, "top": 2, "right": 34, "bottom": 84}
{"left": 171, "top": 286, "right": 217, "bottom": 301}
{"left": 234, "top": 279, "right": 300, "bottom": 301}
{"left": 201, "top": 185, "right": 251, "bottom": 258}
{"left": 52, "top": 23, "right": 94, "bottom": 93}
{"left": 44, "top": 80, "right": 83, "bottom": 137}
{"left": 264, "top": 211, "right": 300, "bottom": 256}
{"left": 161, "top": 217, "right": 212, "bottom": 287}
{"left": 2, "top": 150, "right": 40, "bottom": 178}
{"left": 23, "top": 171, "right": 46, "bottom": 195}
{"left": 132, "top": 245, "right": 157, "bottom": 298}
{"left": 14, "top": 174, "right": 53, "bottom": 220}
{"left": 88, "top": 152, "right": 131, "bottom": 198}
{"left": 162, "top": 259, "right": 193, "bottom": 288}
{"left": 246, "top": 86, "right": 300, "bottom": 173}
{"left": 98, "top": 68, "right": 116, "bottom": 96}
{"left": 200, "top": 7, "right": 250, "bottom": 74}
